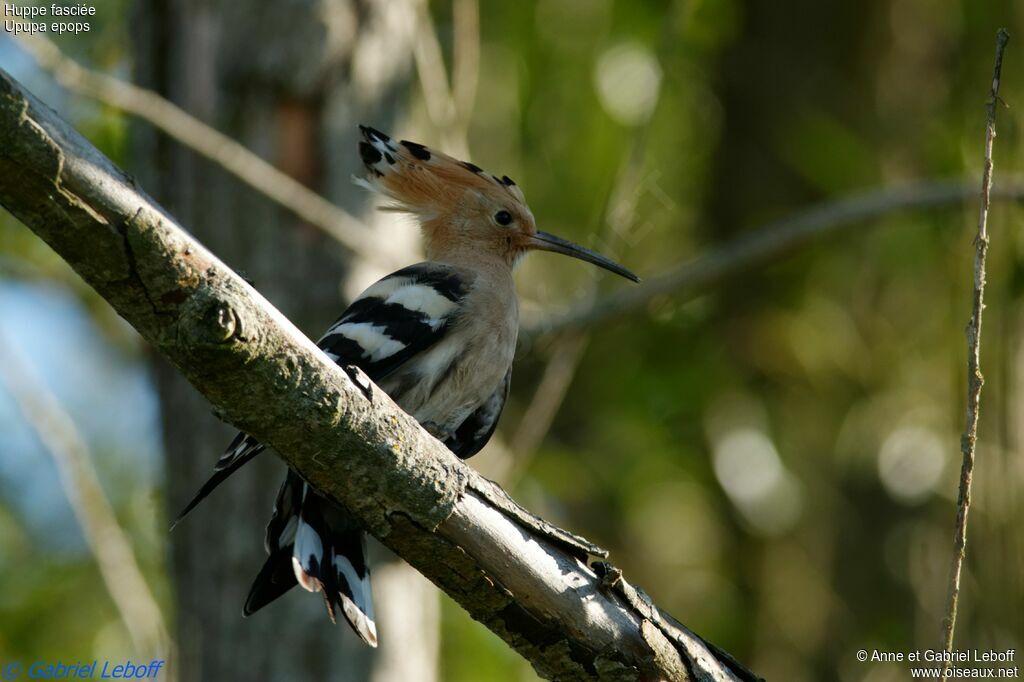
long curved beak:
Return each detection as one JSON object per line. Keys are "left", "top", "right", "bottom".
{"left": 528, "top": 231, "right": 640, "bottom": 283}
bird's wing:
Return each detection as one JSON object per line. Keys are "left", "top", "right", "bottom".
{"left": 169, "top": 432, "right": 265, "bottom": 528}
{"left": 444, "top": 366, "right": 511, "bottom": 459}
{"left": 316, "top": 262, "right": 473, "bottom": 382}
{"left": 171, "top": 262, "right": 475, "bottom": 527}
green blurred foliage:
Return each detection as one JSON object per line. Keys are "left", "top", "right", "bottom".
{"left": 2, "top": 0, "right": 1024, "bottom": 681}
{"left": 0, "top": 0, "right": 165, "bottom": 668}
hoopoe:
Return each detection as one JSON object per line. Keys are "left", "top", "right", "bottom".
{"left": 172, "top": 125, "right": 639, "bottom": 647}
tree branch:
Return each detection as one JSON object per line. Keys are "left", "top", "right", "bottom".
{"left": 0, "top": 68, "right": 758, "bottom": 681}
{"left": 13, "top": 35, "right": 398, "bottom": 269}
{"left": 940, "top": 28, "right": 1009, "bottom": 681}
{"left": 525, "top": 179, "right": 1024, "bottom": 337}
{"left": 451, "top": 0, "right": 480, "bottom": 135}
{"left": 412, "top": 0, "right": 472, "bottom": 158}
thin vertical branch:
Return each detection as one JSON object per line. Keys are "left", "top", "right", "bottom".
{"left": 940, "top": 28, "right": 1009, "bottom": 680}
{"left": 451, "top": 0, "right": 480, "bottom": 131}
{"left": 508, "top": 332, "right": 590, "bottom": 465}
{"left": 506, "top": 154, "right": 642, "bottom": 477}
{"left": 411, "top": 0, "right": 478, "bottom": 158}
{"left": 412, "top": 0, "right": 460, "bottom": 153}
{"left": 0, "top": 334, "right": 171, "bottom": 661}
{"left": 506, "top": 143, "right": 646, "bottom": 475}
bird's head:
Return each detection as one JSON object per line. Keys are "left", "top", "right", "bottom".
{"left": 355, "top": 126, "right": 639, "bottom": 282}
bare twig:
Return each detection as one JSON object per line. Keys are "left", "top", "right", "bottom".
{"left": 0, "top": 334, "right": 170, "bottom": 660}
{"left": 525, "top": 179, "right": 1024, "bottom": 336}
{"left": 12, "top": 35, "right": 394, "bottom": 268}
{"left": 451, "top": 0, "right": 480, "bottom": 133}
{"left": 509, "top": 133, "right": 651, "bottom": 475}
{"left": 412, "top": 0, "right": 462, "bottom": 155}
{"left": 508, "top": 332, "right": 590, "bottom": 464}
{"left": 508, "top": 6, "right": 678, "bottom": 473}
{"left": 412, "top": 0, "right": 478, "bottom": 158}
{"left": 940, "top": 29, "right": 1009, "bottom": 680}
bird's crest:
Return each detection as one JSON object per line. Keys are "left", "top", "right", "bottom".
{"left": 354, "top": 125, "right": 639, "bottom": 282}
{"left": 355, "top": 126, "right": 526, "bottom": 218}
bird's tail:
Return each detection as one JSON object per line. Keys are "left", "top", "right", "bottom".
{"left": 245, "top": 469, "right": 378, "bottom": 647}
{"left": 170, "top": 432, "right": 265, "bottom": 529}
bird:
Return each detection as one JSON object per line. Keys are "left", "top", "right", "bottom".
{"left": 171, "top": 125, "right": 639, "bottom": 647}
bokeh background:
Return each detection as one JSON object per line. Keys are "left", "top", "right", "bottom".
{"left": 1, "top": 1, "right": 1022, "bottom": 680}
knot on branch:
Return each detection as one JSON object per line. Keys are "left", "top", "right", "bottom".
{"left": 212, "top": 303, "right": 242, "bottom": 342}
{"left": 180, "top": 292, "right": 248, "bottom": 350}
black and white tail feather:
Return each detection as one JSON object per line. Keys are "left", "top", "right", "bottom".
{"left": 245, "top": 471, "right": 377, "bottom": 646}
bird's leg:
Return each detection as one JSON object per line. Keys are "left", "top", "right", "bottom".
{"left": 421, "top": 421, "right": 456, "bottom": 442}
{"left": 342, "top": 365, "right": 374, "bottom": 401}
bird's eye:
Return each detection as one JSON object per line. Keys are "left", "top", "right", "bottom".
{"left": 494, "top": 210, "right": 513, "bottom": 226}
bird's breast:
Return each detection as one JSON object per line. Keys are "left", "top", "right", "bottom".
{"left": 380, "top": 300, "right": 517, "bottom": 436}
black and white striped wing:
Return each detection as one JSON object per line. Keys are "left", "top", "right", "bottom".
{"left": 316, "top": 262, "right": 472, "bottom": 381}
{"left": 172, "top": 262, "right": 473, "bottom": 526}
{"left": 444, "top": 367, "right": 511, "bottom": 459}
